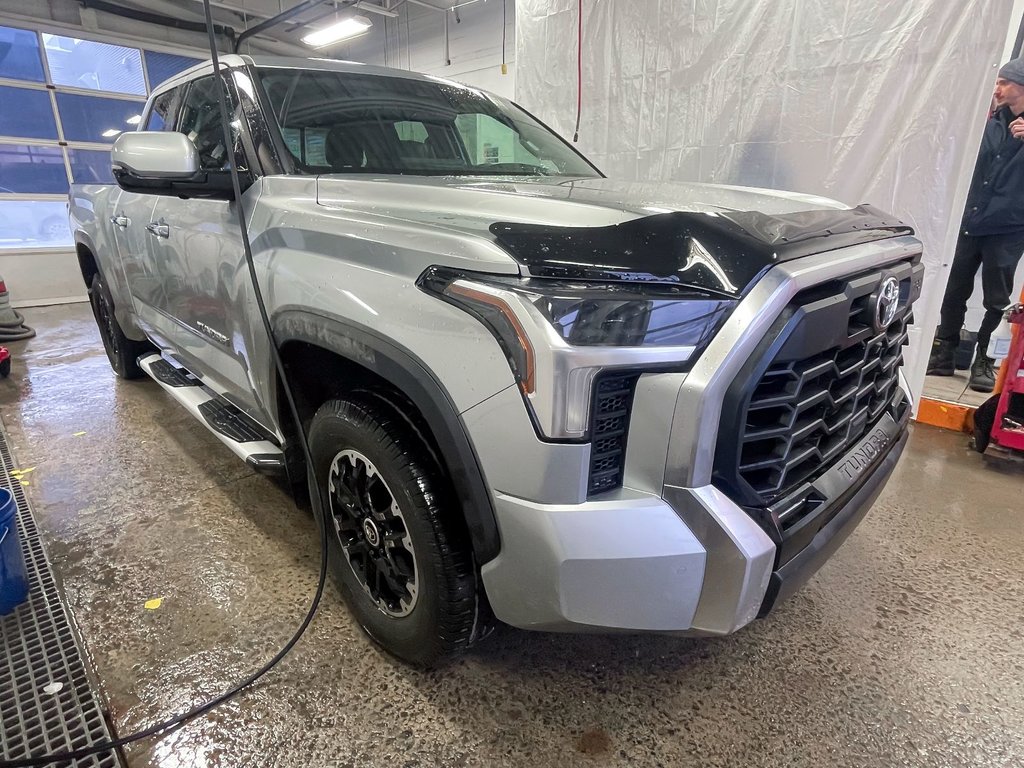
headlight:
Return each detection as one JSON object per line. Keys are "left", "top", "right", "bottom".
{"left": 419, "top": 268, "right": 735, "bottom": 439}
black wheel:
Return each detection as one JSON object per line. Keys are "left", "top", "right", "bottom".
{"left": 973, "top": 395, "right": 999, "bottom": 453}
{"left": 308, "top": 398, "right": 486, "bottom": 666}
{"left": 88, "top": 273, "right": 152, "bottom": 379}
{"left": 0, "top": 358, "right": 9, "bottom": 378}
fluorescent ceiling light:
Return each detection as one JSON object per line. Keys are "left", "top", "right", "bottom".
{"left": 125, "top": 114, "right": 142, "bottom": 125}
{"left": 302, "top": 15, "right": 372, "bottom": 47}
{"left": 101, "top": 128, "right": 121, "bottom": 137}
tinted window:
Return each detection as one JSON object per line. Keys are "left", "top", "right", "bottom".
{"left": 457, "top": 114, "right": 550, "bottom": 168}
{"left": 0, "top": 25, "right": 45, "bottom": 81}
{"left": 280, "top": 127, "right": 329, "bottom": 165}
{"left": 0, "top": 86, "right": 58, "bottom": 139}
{"left": 177, "top": 76, "right": 243, "bottom": 170}
{"left": 144, "top": 51, "right": 202, "bottom": 89}
{"left": 42, "top": 34, "right": 146, "bottom": 94}
{"left": 145, "top": 86, "right": 183, "bottom": 131}
{"left": 0, "top": 145, "right": 68, "bottom": 194}
{"left": 56, "top": 93, "right": 145, "bottom": 143}
{"left": 257, "top": 68, "right": 598, "bottom": 178}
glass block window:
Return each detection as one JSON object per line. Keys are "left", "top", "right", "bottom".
{"left": 42, "top": 34, "right": 146, "bottom": 95}
{"left": 0, "top": 25, "right": 45, "bottom": 81}
{"left": 56, "top": 93, "right": 146, "bottom": 143}
{"left": 144, "top": 51, "right": 202, "bottom": 89}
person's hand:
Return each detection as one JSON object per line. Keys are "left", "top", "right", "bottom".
{"left": 1011, "top": 117, "right": 1024, "bottom": 140}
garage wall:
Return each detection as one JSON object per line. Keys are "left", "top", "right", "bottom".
{"left": 515, "top": 0, "right": 1012, "bottom": 403}
{"left": 335, "top": 0, "right": 515, "bottom": 98}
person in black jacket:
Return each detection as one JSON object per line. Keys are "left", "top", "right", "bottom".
{"left": 928, "top": 58, "right": 1024, "bottom": 392}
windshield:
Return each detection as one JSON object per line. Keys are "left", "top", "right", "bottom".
{"left": 257, "top": 67, "right": 601, "bottom": 178}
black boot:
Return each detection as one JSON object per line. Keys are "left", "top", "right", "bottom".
{"left": 968, "top": 353, "right": 996, "bottom": 393}
{"left": 927, "top": 338, "right": 956, "bottom": 376}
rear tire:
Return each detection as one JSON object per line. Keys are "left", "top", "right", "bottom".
{"left": 88, "top": 273, "right": 152, "bottom": 379}
{"left": 308, "top": 397, "right": 487, "bottom": 666}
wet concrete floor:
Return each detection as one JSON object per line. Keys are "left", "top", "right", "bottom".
{"left": 0, "top": 302, "right": 1022, "bottom": 768}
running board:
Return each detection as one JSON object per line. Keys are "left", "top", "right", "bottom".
{"left": 138, "top": 354, "right": 285, "bottom": 474}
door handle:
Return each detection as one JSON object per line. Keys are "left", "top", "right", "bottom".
{"left": 110, "top": 214, "right": 130, "bottom": 228}
{"left": 145, "top": 221, "right": 170, "bottom": 239}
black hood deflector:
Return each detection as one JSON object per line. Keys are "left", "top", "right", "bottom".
{"left": 489, "top": 204, "right": 914, "bottom": 298}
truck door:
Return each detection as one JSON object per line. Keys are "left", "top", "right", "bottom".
{"left": 118, "top": 84, "right": 178, "bottom": 338}
{"left": 139, "top": 71, "right": 274, "bottom": 429}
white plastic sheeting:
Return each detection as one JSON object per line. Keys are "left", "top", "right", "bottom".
{"left": 338, "top": 0, "right": 516, "bottom": 98}
{"left": 515, "top": 0, "right": 1014, "bottom": 402}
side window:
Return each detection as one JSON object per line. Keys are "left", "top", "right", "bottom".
{"left": 145, "top": 86, "right": 182, "bottom": 132}
{"left": 176, "top": 75, "right": 244, "bottom": 171}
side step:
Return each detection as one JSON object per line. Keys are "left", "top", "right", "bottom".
{"left": 138, "top": 354, "right": 285, "bottom": 474}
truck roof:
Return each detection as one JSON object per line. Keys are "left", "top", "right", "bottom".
{"left": 150, "top": 54, "right": 479, "bottom": 97}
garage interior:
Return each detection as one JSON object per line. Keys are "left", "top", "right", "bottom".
{"left": 0, "top": 1, "right": 1023, "bottom": 766}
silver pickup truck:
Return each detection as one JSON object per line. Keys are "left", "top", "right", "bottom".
{"left": 70, "top": 54, "right": 923, "bottom": 665}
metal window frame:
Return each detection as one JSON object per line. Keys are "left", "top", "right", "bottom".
{"left": 0, "top": 13, "right": 211, "bottom": 61}
{"left": 0, "top": 19, "right": 201, "bottom": 255}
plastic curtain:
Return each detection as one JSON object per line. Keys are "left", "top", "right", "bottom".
{"left": 515, "top": 0, "right": 1013, "bottom": 403}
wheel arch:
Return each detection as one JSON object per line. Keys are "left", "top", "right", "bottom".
{"left": 75, "top": 238, "right": 99, "bottom": 291}
{"left": 272, "top": 309, "right": 501, "bottom": 565}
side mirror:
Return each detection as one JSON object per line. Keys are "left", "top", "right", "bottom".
{"left": 111, "top": 132, "right": 235, "bottom": 200}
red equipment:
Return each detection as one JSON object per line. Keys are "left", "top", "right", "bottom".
{"left": 0, "top": 347, "right": 9, "bottom": 378}
{"left": 975, "top": 304, "right": 1024, "bottom": 456}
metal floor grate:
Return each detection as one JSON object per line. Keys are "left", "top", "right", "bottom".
{"left": 0, "top": 424, "right": 122, "bottom": 767}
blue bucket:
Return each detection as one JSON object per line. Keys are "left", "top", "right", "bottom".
{"left": 0, "top": 488, "right": 29, "bottom": 615}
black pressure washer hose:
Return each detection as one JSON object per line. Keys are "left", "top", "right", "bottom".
{"left": 0, "top": 4, "right": 329, "bottom": 765}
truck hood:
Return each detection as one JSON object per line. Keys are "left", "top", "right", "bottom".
{"left": 315, "top": 176, "right": 913, "bottom": 297}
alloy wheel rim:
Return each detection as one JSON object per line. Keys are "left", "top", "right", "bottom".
{"left": 327, "top": 449, "right": 419, "bottom": 617}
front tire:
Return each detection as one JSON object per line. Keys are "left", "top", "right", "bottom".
{"left": 308, "top": 398, "right": 485, "bottom": 666}
{"left": 88, "top": 273, "right": 152, "bottom": 379}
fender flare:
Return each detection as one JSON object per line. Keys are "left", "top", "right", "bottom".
{"left": 73, "top": 231, "right": 98, "bottom": 278}
{"left": 74, "top": 232, "right": 149, "bottom": 342}
{"left": 272, "top": 309, "right": 501, "bottom": 564}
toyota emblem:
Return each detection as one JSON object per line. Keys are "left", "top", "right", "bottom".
{"left": 872, "top": 276, "right": 901, "bottom": 332}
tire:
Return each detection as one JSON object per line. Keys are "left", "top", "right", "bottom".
{"left": 973, "top": 395, "right": 999, "bottom": 453}
{"left": 308, "top": 397, "right": 486, "bottom": 666}
{"left": 88, "top": 272, "right": 152, "bottom": 379}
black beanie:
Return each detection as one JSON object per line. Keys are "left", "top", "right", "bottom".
{"left": 998, "top": 58, "right": 1024, "bottom": 86}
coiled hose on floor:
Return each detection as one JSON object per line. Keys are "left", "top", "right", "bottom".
{"left": 0, "top": 310, "right": 35, "bottom": 342}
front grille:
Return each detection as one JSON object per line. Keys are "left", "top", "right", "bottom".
{"left": 715, "top": 258, "right": 923, "bottom": 510}
{"left": 739, "top": 315, "right": 910, "bottom": 499}
{"left": 587, "top": 372, "right": 640, "bottom": 496}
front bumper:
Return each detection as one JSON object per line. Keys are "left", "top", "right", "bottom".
{"left": 478, "top": 239, "right": 921, "bottom": 634}
{"left": 758, "top": 424, "right": 909, "bottom": 616}
{"left": 480, "top": 390, "right": 910, "bottom": 635}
